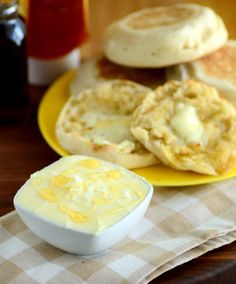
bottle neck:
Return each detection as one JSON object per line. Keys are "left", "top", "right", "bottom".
{"left": 0, "top": 2, "right": 18, "bottom": 20}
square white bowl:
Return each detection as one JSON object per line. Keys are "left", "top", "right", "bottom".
{"left": 14, "top": 164, "right": 153, "bottom": 256}
{"left": 14, "top": 187, "right": 153, "bottom": 256}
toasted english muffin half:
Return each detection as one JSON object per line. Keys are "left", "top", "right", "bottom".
{"left": 70, "top": 54, "right": 166, "bottom": 96}
{"left": 56, "top": 80, "right": 159, "bottom": 169}
{"left": 131, "top": 80, "right": 236, "bottom": 175}
{"left": 166, "top": 40, "right": 236, "bottom": 105}
{"left": 104, "top": 3, "right": 228, "bottom": 68}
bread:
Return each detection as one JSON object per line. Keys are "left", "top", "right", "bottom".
{"left": 70, "top": 54, "right": 165, "bottom": 96}
{"left": 131, "top": 80, "right": 236, "bottom": 175}
{"left": 166, "top": 40, "right": 236, "bottom": 105}
{"left": 56, "top": 80, "right": 159, "bottom": 169}
{"left": 104, "top": 3, "right": 228, "bottom": 68}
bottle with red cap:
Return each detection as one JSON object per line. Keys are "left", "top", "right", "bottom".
{"left": 27, "top": 0, "right": 88, "bottom": 85}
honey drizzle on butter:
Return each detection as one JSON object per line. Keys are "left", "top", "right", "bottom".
{"left": 32, "top": 158, "right": 147, "bottom": 230}
{"left": 39, "top": 188, "right": 58, "bottom": 202}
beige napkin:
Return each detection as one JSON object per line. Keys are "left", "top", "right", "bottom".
{"left": 1, "top": 178, "right": 236, "bottom": 283}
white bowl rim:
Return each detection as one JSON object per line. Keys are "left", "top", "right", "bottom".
{"left": 13, "top": 173, "right": 153, "bottom": 237}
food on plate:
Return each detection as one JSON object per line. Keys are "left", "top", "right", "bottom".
{"left": 14, "top": 155, "right": 153, "bottom": 235}
{"left": 166, "top": 40, "right": 236, "bottom": 105}
{"left": 52, "top": 4, "right": 235, "bottom": 176}
{"left": 104, "top": 3, "right": 228, "bottom": 67}
{"left": 70, "top": 54, "right": 166, "bottom": 96}
{"left": 131, "top": 80, "right": 236, "bottom": 175}
{"left": 56, "top": 80, "right": 159, "bottom": 169}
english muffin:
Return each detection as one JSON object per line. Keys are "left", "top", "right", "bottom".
{"left": 131, "top": 80, "right": 236, "bottom": 175}
{"left": 56, "top": 80, "right": 159, "bottom": 169}
{"left": 70, "top": 54, "right": 166, "bottom": 96}
{"left": 166, "top": 40, "right": 236, "bottom": 104}
{"left": 104, "top": 3, "right": 228, "bottom": 68}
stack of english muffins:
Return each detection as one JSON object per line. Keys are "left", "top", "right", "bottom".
{"left": 56, "top": 3, "right": 236, "bottom": 176}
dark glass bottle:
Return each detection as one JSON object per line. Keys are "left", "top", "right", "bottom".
{"left": 0, "top": 0, "right": 28, "bottom": 122}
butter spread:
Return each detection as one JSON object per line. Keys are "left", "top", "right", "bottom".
{"left": 16, "top": 156, "right": 150, "bottom": 234}
{"left": 170, "top": 103, "right": 204, "bottom": 144}
{"left": 81, "top": 111, "right": 135, "bottom": 146}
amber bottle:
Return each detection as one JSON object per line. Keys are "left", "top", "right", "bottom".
{"left": 0, "top": 0, "right": 28, "bottom": 122}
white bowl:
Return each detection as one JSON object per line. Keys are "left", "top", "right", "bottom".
{"left": 13, "top": 156, "right": 153, "bottom": 256}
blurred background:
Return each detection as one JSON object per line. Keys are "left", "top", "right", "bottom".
{"left": 19, "top": 0, "right": 235, "bottom": 58}
{"left": 82, "top": 0, "right": 234, "bottom": 57}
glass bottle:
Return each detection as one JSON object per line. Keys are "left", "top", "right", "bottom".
{"left": 0, "top": 0, "right": 28, "bottom": 122}
{"left": 27, "top": 0, "right": 88, "bottom": 85}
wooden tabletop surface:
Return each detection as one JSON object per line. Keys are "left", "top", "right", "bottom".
{"left": 1, "top": 0, "right": 236, "bottom": 282}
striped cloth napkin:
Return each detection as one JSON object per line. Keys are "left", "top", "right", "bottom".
{"left": 1, "top": 179, "right": 236, "bottom": 283}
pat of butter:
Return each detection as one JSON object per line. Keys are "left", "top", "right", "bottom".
{"left": 170, "top": 103, "right": 204, "bottom": 144}
{"left": 16, "top": 156, "right": 150, "bottom": 234}
{"left": 85, "top": 116, "right": 133, "bottom": 144}
{"left": 81, "top": 111, "right": 134, "bottom": 145}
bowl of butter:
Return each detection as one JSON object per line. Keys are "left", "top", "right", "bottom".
{"left": 14, "top": 155, "right": 153, "bottom": 255}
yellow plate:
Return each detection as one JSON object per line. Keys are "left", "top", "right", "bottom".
{"left": 38, "top": 70, "right": 236, "bottom": 187}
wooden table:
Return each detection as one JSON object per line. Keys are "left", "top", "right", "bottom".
{"left": 0, "top": 86, "right": 235, "bottom": 284}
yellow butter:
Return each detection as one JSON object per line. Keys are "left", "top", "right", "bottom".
{"left": 78, "top": 158, "right": 101, "bottom": 169}
{"left": 106, "top": 170, "right": 121, "bottom": 179}
{"left": 40, "top": 188, "right": 58, "bottom": 202}
{"left": 83, "top": 111, "right": 134, "bottom": 144}
{"left": 52, "top": 175, "right": 72, "bottom": 187}
{"left": 16, "top": 156, "right": 150, "bottom": 234}
{"left": 170, "top": 103, "right": 204, "bottom": 144}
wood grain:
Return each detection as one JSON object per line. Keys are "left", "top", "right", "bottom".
{"left": 0, "top": 87, "right": 59, "bottom": 216}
